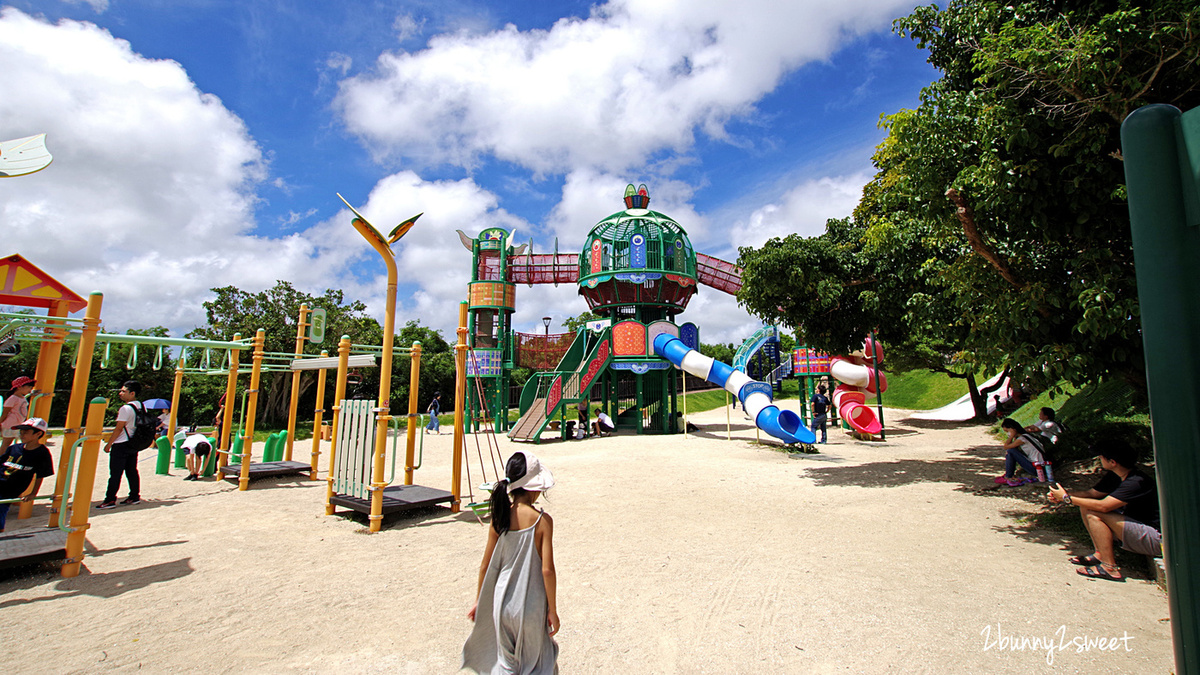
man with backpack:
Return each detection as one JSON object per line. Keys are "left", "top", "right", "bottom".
{"left": 98, "top": 380, "right": 155, "bottom": 509}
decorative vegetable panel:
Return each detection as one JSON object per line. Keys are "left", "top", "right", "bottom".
{"left": 613, "top": 321, "right": 647, "bottom": 356}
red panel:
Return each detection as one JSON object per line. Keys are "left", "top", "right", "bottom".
{"left": 516, "top": 332, "right": 576, "bottom": 369}
{"left": 508, "top": 253, "right": 580, "bottom": 285}
{"left": 696, "top": 253, "right": 743, "bottom": 294}
{"left": 580, "top": 339, "right": 609, "bottom": 391}
{"left": 547, "top": 376, "right": 562, "bottom": 415}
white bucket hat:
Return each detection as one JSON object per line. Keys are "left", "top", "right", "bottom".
{"left": 507, "top": 450, "right": 555, "bottom": 492}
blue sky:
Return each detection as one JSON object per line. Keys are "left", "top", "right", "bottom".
{"left": 1, "top": 0, "right": 937, "bottom": 345}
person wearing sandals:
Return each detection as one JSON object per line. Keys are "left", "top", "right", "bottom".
{"left": 463, "top": 450, "right": 559, "bottom": 674}
{"left": 996, "top": 418, "right": 1046, "bottom": 486}
{"left": 1047, "top": 440, "right": 1161, "bottom": 582}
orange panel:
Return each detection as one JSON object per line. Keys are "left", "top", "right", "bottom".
{"left": 0, "top": 254, "right": 86, "bottom": 312}
{"left": 613, "top": 321, "right": 646, "bottom": 356}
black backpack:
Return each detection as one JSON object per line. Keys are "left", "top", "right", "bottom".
{"left": 1021, "top": 432, "right": 1053, "bottom": 465}
{"left": 125, "top": 402, "right": 158, "bottom": 451}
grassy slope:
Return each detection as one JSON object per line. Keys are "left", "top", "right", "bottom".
{"left": 678, "top": 368, "right": 982, "bottom": 415}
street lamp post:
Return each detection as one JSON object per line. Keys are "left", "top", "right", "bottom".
{"left": 542, "top": 316, "right": 551, "bottom": 336}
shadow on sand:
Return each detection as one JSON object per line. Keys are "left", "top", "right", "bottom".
{"left": 0, "top": 557, "right": 194, "bottom": 605}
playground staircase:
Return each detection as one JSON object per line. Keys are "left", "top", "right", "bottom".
{"left": 509, "top": 327, "right": 613, "bottom": 443}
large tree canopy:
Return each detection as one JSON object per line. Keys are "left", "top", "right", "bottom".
{"left": 739, "top": 0, "right": 1199, "bottom": 407}
{"left": 187, "top": 281, "right": 387, "bottom": 425}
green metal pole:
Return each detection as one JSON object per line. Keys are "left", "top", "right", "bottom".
{"left": 869, "top": 330, "right": 886, "bottom": 442}
{"left": 1122, "top": 103, "right": 1200, "bottom": 675}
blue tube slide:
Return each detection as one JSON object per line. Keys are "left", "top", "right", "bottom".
{"left": 654, "top": 334, "right": 815, "bottom": 445}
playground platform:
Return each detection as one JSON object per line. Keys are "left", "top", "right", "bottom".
{"left": 219, "top": 460, "right": 312, "bottom": 481}
{"left": 0, "top": 528, "right": 68, "bottom": 570}
{"left": 329, "top": 484, "right": 454, "bottom": 516}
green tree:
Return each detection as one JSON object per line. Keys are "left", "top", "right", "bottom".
{"left": 187, "top": 282, "right": 383, "bottom": 426}
{"left": 1, "top": 324, "right": 179, "bottom": 427}
{"left": 699, "top": 342, "right": 736, "bottom": 366}
{"left": 740, "top": 0, "right": 1200, "bottom": 413}
{"left": 397, "top": 320, "right": 456, "bottom": 410}
{"left": 561, "top": 311, "right": 599, "bottom": 334}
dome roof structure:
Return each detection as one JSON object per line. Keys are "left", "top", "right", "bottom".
{"left": 578, "top": 185, "right": 698, "bottom": 318}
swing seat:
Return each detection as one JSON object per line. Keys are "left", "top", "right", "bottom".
{"left": 467, "top": 501, "right": 491, "bottom": 518}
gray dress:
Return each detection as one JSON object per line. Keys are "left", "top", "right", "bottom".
{"left": 462, "top": 510, "right": 558, "bottom": 674}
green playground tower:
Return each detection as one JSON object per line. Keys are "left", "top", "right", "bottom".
{"left": 461, "top": 185, "right": 704, "bottom": 441}
{"left": 463, "top": 227, "right": 517, "bottom": 433}
{"left": 575, "top": 184, "right": 700, "bottom": 435}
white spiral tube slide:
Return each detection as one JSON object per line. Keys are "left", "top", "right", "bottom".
{"left": 654, "top": 334, "right": 815, "bottom": 445}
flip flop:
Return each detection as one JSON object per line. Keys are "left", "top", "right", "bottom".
{"left": 1077, "top": 564, "right": 1124, "bottom": 582}
{"left": 1069, "top": 554, "right": 1102, "bottom": 566}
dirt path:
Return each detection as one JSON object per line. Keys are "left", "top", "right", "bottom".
{"left": 1, "top": 407, "right": 1173, "bottom": 673}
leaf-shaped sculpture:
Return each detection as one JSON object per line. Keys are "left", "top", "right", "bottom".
{"left": 388, "top": 213, "right": 422, "bottom": 244}
{"left": 336, "top": 193, "right": 420, "bottom": 247}
{"left": 0, "top": 134, "right": 53, "bottom": 177}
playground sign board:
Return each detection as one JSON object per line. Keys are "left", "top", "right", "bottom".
{"left": 308, "top": 307, "right": 326, "bottom": 344}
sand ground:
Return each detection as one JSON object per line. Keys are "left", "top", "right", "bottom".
{"left": 0, "top": 406, "right": 1173, "bottom": 674}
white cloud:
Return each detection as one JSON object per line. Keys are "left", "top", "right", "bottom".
{"left": 325, "top": 52, "right": 352, "bottom": 76}
{"left": 392, "top": 14, "right": 424, "bottom": 44}
{"left": 62, "top": 0, "right": 109, "bottom": 13}
{"left": 330, "top": 171, "right": 531, "bottom": 335}
{"left": 730, "top": 172, "right": 871, "bottom": 249}
{"left": 335, "top": 0, "right": 913, "bottom": 174}
{"left": 543, "top": 170, "right": 710, "bottom": 246}
{"left": 0, "top": 9, "right": 470, "bottom": 338}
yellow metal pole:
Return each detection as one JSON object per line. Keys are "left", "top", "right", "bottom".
{"left": 45, "top": 293, "right": 102, "bottom": 526}
{"left": 404, "top": 341, "right": 421, "bottom": 485}
{"left": 62, "top": 395, "right": 107, "bottom": 578}
{"left": 726, "top": 390, "right": 731, "bottom": 441}
{"left": 31, "top": 300, "right": 69, "bottom": 421}
{"left": 238, "top": 329, "right": 265, "bottom": 491}
{"left": 348, "top": 219, "right": 398, "bottom": 533}
{"left": 309, "top": 350, "right": 327, "bottom": 480}
{"left": 23, "top": 301, "right": 69, "bottom": 516}
{"left": 682, "top": 370, "right": 688, "bottom": 439}
{"left": 451, "top": 302, "right": 467, "bottom": 514}
{"left": 167, "top": 363, "right": 183, "bottom": 441}
{"left": 217, "top": 335, "right": 241, "bottom": 473}
{"left": 285, "top": 304, "right": 309, "bottom": 462}
{"left": 325, "top": 335, "right": 351, "bottom": 515}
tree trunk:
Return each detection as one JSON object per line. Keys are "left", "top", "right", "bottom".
{"left": 976, "top": 368, "right": 1010, "bottom": 420}
{"left": 965, "top": 372, "right": 986, "bottom": 420}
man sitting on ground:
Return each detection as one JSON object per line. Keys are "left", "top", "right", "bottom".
{"left": 1047, "top": 439, "right": 1160, "bottom": 582}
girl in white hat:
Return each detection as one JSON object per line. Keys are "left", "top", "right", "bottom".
{"left": 462, "top": 450, "right": 559, "bottom": 674}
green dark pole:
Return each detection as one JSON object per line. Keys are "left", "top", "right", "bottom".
{"left": 1122, "top": 103, "right": 1200, "bottom": 675}
{"left": 869, "top": 330, "right": 886, "bottom": 442}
